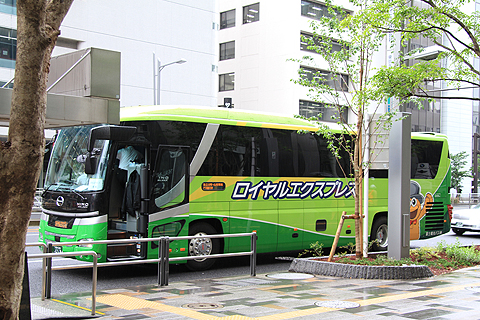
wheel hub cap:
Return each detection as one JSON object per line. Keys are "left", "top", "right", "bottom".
{"left": 189, "top": 232, "right": 212, "bottom": 261}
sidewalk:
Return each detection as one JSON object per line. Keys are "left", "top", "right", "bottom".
{"left": 31, "top": 265, "right": 480, "bottom": 320}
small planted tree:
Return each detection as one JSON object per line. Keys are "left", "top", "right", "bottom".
{"left": 292, "top": 0, "right": 414, "bottom": 258}
{"left": 367, "top": 0, "right": 480, "bottom": 103}
{"left": 450, "top": 151, "right": 470, "bottom": 193}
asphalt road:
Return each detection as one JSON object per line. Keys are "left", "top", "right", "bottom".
{"left": 25, "top": 227, "right": 293, "bottom": 298}
{"left": 25, "top": 225, "right": 480, "bottom": 298}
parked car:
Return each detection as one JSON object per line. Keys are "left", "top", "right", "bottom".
{"left": 451, "top": 203, "right": 480, "bottom": 235}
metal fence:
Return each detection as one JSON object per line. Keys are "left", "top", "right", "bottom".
{"left": 26, "top": 232, "right": 257, "bottom": 313}
{"left": 32, "top": 188, "right": 42, "bottom": 211}
{"left": 452, "top": 193, "right": 480, "bottom": 208}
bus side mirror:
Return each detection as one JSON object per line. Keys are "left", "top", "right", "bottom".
{"left": 84, "top": 154, "right": 97, "bottom": 175}
{"left": 87, "top": 125, "right": 137, "bottom": 152}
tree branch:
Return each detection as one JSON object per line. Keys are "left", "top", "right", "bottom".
{"left": 422, "top": 0, "right": 480, "bottom": 56}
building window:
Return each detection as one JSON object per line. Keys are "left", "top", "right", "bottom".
{"left": 300, "top": 32, "right": 347, "bottom": 54}
{"left": 220, "top": 9, "right": 236, "bottom": 29}
{"left": 220, "top": 41, "right": 235, "bottom": 61}
{"left": 301, "top": 0, "right": 348, "bottom": 21}
{"left": 0, "top": 0, "right": 15, "bottom": 6}
{"left": 300, "top": 67, "right": 349, "bottom": 92}
{"left": 0, "top": 27, "right": 16, "bottom": 62}
{"left": 219, "top": 73, "right": 235, "bottom": 91}
{"left": 243, "top": 3, "right": 259, "bottom": 24}
{"left": 299, "top": 100, "right": 348, "bottom": 123}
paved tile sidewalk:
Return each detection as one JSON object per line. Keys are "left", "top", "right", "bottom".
{"left": 31, "top": 266, "right": 480, "bottom": 319}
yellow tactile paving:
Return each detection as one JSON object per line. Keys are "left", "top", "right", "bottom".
{"left": 93, "top": 281, "right": 480, "bottom": 320}
{"left": 256, "top": 307, "right": 338, "bottom": 319}
{"left": 356, "top": 282, "right": 480, "bottom": 306}
{"left": 96, "top": 294, "right": 218, "bottom": 320}
{"left": 51, "top": 299, "right": 105, "bottom": 315}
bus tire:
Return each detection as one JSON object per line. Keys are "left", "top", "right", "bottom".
{"left": 371, "top": 216, "right": 388, "bottom": 251}
{"left": 186, "top": 222, "right": 220, "bottom": 271}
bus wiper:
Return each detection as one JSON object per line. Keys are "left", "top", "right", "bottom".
{"left": 42, "top": 183, "right": 58, "bottom": 197}
{"left": 69, "top": 186, "right": 86, "bottom": 201}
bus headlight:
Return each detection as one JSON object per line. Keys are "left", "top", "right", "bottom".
{"left": 77, "top": 238, "right": 94, "bottom": 248}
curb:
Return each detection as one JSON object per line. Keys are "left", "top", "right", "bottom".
{"left": 289, "top": 258, "right": 434, "bottom": 279}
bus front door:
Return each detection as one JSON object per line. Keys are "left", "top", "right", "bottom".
{"left": 149, "top": 146, "right": 190, "bottom": 221}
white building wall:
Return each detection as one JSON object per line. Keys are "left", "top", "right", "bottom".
{"left": 218, "top": 0, "right": 357, "bottom": 118}
{"left": 0, "top": 1, "right": 217, "bottom": 109}
{"left": 441, "top": 0, "right": 477, "bottom": 193}
{"left": 218, "top": 0, "right": 301, "bottom": 115}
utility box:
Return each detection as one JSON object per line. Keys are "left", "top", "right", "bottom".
{"left": 47, "top": 47, "right": 121, "bottom": 100}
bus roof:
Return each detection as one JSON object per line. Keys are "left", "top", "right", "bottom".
{"left": 120, "top": 105, "right": 339, "bottom": 131}
{"left": 120, "top": 106, "right": 448, "bottom": 143}
{"left": 411, "top": 132, "right": 448, "bottom": 142}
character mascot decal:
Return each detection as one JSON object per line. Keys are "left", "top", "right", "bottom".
{"left": 410, "top": 181, "right": 433, "bottom": 240}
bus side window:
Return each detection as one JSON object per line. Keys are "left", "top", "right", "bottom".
{"left": 411, "top": 140, "right": 443, "bottom": 179}
{"left": 198, "top": 125, "right": 265, "bottom": 177}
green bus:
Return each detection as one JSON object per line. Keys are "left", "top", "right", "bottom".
{"left": 39, "top": 105, "right": 452, "bottom": 270}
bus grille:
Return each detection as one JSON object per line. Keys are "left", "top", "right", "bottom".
{"left": 424, "top": 201, "right": 445, "bottom": 230}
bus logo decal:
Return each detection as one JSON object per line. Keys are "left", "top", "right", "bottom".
{"left": 56, "top": 196, "right": 64, "bottom": 207}
{"left": 231, "top": 180, "right": 355, "bottom": 200}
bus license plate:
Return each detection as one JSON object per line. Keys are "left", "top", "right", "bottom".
{"left": 54, "top": 220, "right": 68, "bottom": 228}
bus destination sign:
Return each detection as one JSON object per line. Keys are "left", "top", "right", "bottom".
{"left": 202, "top": 182, "right": 226, "bottom": 191}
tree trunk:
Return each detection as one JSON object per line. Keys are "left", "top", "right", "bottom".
{"left": 354, "top": 113, "right": 364, "bottom": 259}
{"left": 353, "top": 31, "right": 368, "bottom": 259}
{"left": 0, "top": 1, "right": 72, "bottom": 319}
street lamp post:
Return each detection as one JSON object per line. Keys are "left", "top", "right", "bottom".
{"left": 153, "top": 57, "right": 186, "bottom": 105}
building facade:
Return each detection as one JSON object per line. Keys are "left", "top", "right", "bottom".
{"left": 0, "top": 0, "right": 477, "bottom": 192}
{"left": 0, "top": 0, "right": 217, "bottom": 109}
{"left": 216, "top": 0, "right": 479, "bottom": 192}
{"left": 217, "top": 0, "right": 356, "bottom": 120}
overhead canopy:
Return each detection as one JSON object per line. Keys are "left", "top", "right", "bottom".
{"left": 0, "top": 47, "right": 121, "bottom": 129}
{"left": 0, "top": 87, "right": 120, "bottom": 129}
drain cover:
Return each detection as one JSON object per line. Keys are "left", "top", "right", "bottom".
{"left": 182, "top": 303, "right": 223, "bottom": 309}
{"left": 267, "top": 272, "right": 314, "bottom": 280}
{"left": 315, "top": 301, "right": 360, "bottom": 309}
{"left": 466, "top": 286, "right": 480, "bottom": 293}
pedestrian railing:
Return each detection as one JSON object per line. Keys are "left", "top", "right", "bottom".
{"left": 452, "top": 193, "right": 480, "bottom": 208}
{"left": 26, "top": 232, "right": 257, "bottom": 314}
{"left": 158, "top": 233, "right": 257, "bottom": 286}
{"left": 32, "top": 188, "right": 43, "bottom": 211}
{"left": 25, "top": 242, "right": 48, "bottom": 299}
{"left": 26, "top": 249, "right": 98, "bottom": 315}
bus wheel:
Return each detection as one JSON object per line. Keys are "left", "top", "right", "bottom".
{"left": 186, "top": 222, "right": 219, "bottom": 271}
{"left": 371, "top": 216, "right": 388, "bottom": 251}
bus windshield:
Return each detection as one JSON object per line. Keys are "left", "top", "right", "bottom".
{"left": 44, "top": 125, "right": 110, "bottom": 192}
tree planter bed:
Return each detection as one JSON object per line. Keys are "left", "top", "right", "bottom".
{"left": 288, "top": 256, "right": 434, "bottom": 280}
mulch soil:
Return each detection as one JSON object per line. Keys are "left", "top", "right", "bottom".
{"left": 313, "top": 246, "right": 480, "bottom": 276}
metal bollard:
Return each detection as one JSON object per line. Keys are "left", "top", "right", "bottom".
{"left": 45, "top": 243, "right": 53, "bottom": 299}
{"left": 250, "top": 232, "right": 257, "bottom": 277}
{"left": 158, "top": 237, "right": 167, "bottom": 286}
{"left": 159, "top": 237, "right": 170, "bottom": 286}
{"left": 157, "top": 238, "right": 163, "bottom": 286}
